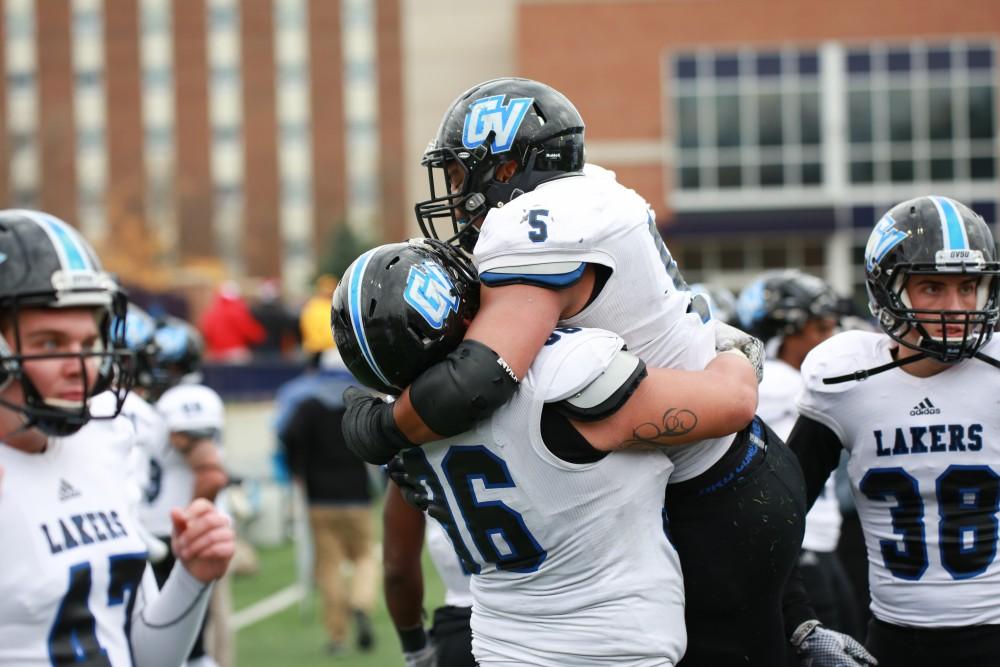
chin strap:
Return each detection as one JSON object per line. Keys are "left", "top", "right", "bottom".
{"left": 822, "top": 351, "right": 928, "bottom": 385}
{"left": 974, "top": 351, "right": 1000, "bottom": 370}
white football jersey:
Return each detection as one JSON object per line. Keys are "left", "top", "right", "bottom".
{"left": 759, "top": 359, "right": 841, "bottom": 553}
{"left": 425, "top": 518, "right": 473, "bottom": 608}
{"left": 0, "top": 418, "right": 149, "bottom": 665}
{"left": 474, "top": 165, "right": 729, "bottom": 481}
{"left": 799, "top": 331, "right": 1000, "bottom": 627}
{"left": 142, "top": 384, "right": 225, "bottom": 536}
{"left": 403, "top": 328, "right": 684, "bottom": 666}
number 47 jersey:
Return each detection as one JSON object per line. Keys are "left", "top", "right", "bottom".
{"left": 401, "top": 328, "right": 685, "bottom": 667}
{"left": 798, "top": 330, "right": 1000, "bottom": 628}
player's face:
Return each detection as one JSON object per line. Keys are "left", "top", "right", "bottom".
{"left": 905, "top": 274, "right": 981, "bottom": 338}
{"left": 801, "top": 316, "right": 838, "bottom": 352}
{"left": 446, "top": 159, "right": 466, "bottom": 194}
{"left": 4, "top": 308, "right": 103, "bottom": 409}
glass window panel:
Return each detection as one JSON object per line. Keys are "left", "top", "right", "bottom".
{"left": 887, "top": 49, "right": 911, "bottom": 72}
{"left": 679, "top": 166, "right": 700, "bottom": 189}
{"left": 804, "top": 241, "right": 825, "bottom": 268}
{"left": 972, "top": 202, "right": 996, "bottom": 224}
{"left": 678, "top": 96, "right": 699, "bottom": 149}
{"left": 676, "top": 55, "right": 698, "bottom": 79}
{"left": 719, "top": 243, "right": 745, "bottom": 270}
{"left": 717, "top": 164, "right": 742, "bottom": 188}
{"left": 714, "top": 54, "right": 739, "bottom": 78}
{"left": 889, "top": 88, "right": 913, "bottom": 142}
{"left": 756, "top": 53, "right": 781, "bottom": 77}
{"left": 800, "top": 91, "right": 821, "bottom": 145}
{"left": 930, "top": 158, "right": 954, "bottom": 181}
{"left": 802, "top": 162, "right": 822, "bottom": 184}
{"left": 760, "top": 162, "right": 784, "bottom": 186}
{"left": 967, "top": 46, "right": 993, "bottom": 70}
{"left": 928, "top": 87, "right": 953, "bottom": 141}
{"left": 851, "top": 160, "right": 874, "bottom": 183}
{"left": 798, "top": 52, "right": 819, "bottom": 75}
{"left": 968, "top": 85, "right": 995, "bottom": 140}
{"left": 891, "top": 159, "right": 914, "bottom": 182}
{"left": 849, "top": 91, "right": 873, "bottom": 143}
{"left": 715, "top": 94, "right": 741, "bottom": 147}
{"left": 758, "top": 93, "right": 783, "bottom": 146}
{"left": 762, "top": 243, "right": 787, "bottom": 268}
{"left": 679, "top": 245, "right": 704, "bottom": 271}
{"left": 927, "top": 48, "right": 951, "bottom": 71}
{"left": 970, "top": 157, "right": 995, "bottom": 180}
{"left": 847, "top": 50, "right": 871, "bottom": 74}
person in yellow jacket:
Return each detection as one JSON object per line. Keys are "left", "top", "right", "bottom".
{"left": 300, "top": 274, "right": 338, "bottom": 356}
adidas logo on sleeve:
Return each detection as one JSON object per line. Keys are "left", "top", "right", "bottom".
{"left": 909, "top": 398, "right": 941, "bottom": 416}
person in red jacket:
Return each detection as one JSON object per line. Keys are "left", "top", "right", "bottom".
{"left": 199, "top": 281, "right": 266, "bottom": 362}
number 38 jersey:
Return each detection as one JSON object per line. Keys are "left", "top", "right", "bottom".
{"left": 402, "top": 328, "right": 685, "bottom": 666}
{"left": 798, "top": 330, "right": 1000, "bottom": 627}
{"left": 0, "top": 417, "right": 148, "bottom": 665}
{"left": 473, "top": 164, "right": 729, "bottom": 482}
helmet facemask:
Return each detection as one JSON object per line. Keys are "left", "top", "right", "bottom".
{"left": 416, "top": 143, "right": 496, "bottom": 253}
{"left": 0, "top": 292, "right": 133, "bottom": 437}
{"left": 870, "top": 262, "right": 1000, "bottom": 363}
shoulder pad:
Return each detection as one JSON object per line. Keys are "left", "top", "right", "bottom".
{"left": 800, "top": 330, "right": 887, "bottom": 394}
{"left": 480, "top": 261, "right": 586, "bottom": 288}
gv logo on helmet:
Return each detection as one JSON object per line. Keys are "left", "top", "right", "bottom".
{"left": 463, "top": 95, "right": 534, "bottom": 153}
{"left": 404, "top": 261, "right": 460, "bottom": 329}
{"left": 866, "top": 214, "right": 908, "bottom": 272}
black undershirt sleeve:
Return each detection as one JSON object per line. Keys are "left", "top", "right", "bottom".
{"left": 786, "top": 415, "right": 844, "bottom": 511}
{"left": 781, "top": 414, "right": 847, "bottom": 637}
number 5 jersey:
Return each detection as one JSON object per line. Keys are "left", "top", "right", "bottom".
{"left": 798, "top": 330, "right": 1000, "bottom": 627}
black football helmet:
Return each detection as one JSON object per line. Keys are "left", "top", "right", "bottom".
{"left": 120, "top": 303, "right": 161, "bottom": 393}
{"left": 331, "top": 238, "right": 480, "bottom": 395}
{"left": 864, "top": 195, "right": 1000, "bottom": 362}
{"left": 689, "top": 283, "right": 738, "bottom": 325}
{"left": 415, "top": 77, "right": 586, "bottom": 251}
{"left": 0, "top": 209, "right": 131, "bottom": 435}
{"left": 147, "top": 316, "right": 205, "bottom": 398}
{"left": 737, "top": 270, "right": 841, "bottom": 342}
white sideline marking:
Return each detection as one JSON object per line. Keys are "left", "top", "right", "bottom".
{"left": 232, "top": 584, "right": 305, "bottom": 631}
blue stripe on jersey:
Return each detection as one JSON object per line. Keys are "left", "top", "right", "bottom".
{"left": 348, "top": 249, "right": 392, "bottom": 389}
{"left": 480, "top": 263, "right": 587, "bottom": 288}
{"left": 37, "top": 212, "right": 91, "bottom": 271}
{"left": 933, "top": 196, "right": 969, "bottom": 251}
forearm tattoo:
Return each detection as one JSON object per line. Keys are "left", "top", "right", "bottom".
{"left": 621, "top": 408, "right": 698, "bottom": 449}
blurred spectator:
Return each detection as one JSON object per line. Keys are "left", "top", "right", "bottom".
{"left": 278, "top": 349, "right": 376, "bottom": 655}
{"left": 300, "top": 274, "right": 338, "bottom": 355}
{"left": 200, "top": 281, "right": 266, "bottom": 362}
{"left": 250, "top": 279, "right": 300, "bottom": 359}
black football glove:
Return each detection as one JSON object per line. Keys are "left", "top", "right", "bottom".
{"left": 386, "top": 456, "right": 452, "bottom": 523}
{"left": 342, "top": 387, "right": 415, "bottom": 465}
{"left": 792, "top": 620, "right": 878, "bottom": 667}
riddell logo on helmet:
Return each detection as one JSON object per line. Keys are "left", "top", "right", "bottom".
{"left": 463, "top": 95, "right": 534, "bottom": 153}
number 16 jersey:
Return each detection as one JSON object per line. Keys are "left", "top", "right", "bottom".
{"left": 798, "top": 330, "right": 1000, "bottom": 627}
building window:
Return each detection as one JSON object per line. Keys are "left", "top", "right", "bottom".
{"left": 847, "top": 42, "right": 995, "bottom": 184}
{"left": 673, "top": 48, "right": 823, "bottom": 192}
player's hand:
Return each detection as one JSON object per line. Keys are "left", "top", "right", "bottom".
{"left": 171, "top": 498, "right": 235, "bottom": 583}
{"left": 403, "top": 643, "right": 437, "bottom": 667}
{"left": 386, "top": 457, "right": 451, "bottom": 523}
{"left": 792, "top": 621, "right": 878, "bottom": 667}
{"left": 342, "top": 387, "right": 415, "bottom": 465}
{"left": 714, "top": 321, "right": 765, "bottom": 383}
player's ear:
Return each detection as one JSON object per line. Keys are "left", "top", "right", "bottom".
{"left": 495, "top": 160, "right": 518, "bottom": 182}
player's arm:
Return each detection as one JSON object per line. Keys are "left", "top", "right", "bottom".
{"left": 383, "top": 482, "right": 435, "bottom": 660}
{"left": 393, "top": 274, "right": 591, "bottom": 443}
{"left": 171, "top": 431, "right": 228, "bottom": 502}
{"left": 785, "top": 415, "right": 843, "bottom": 509}
{"left": 572, "top": 350, "right": 758, "bottom": 451}
{"left": 130, "top": 498, "right": 234, "bottom": 667}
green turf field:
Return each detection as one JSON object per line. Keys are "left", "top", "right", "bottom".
{"left": 233, "top": 540, "right": 446, "bottom": 666}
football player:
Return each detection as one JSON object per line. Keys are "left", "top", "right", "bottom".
{"left": 143, "top": 317, "right": 230, "bottom": 667}
{"left": 334, "top": 238, "right": 765, "bottom": 665}
{"left": 0, "top": 209, "right": 234, "bottom": 666}
{"left": 342, "top": 78, "right": 855, "bottom": 665}
{"left": 787, "top": 196, "right": 1000, "bottom": 666}
{"left": 738, "top": 271, "right": 862, "bottom": 641}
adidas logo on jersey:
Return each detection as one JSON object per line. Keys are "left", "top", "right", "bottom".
{"left": 58, "top": 478, "right": 81, "bottom": 501}
{"left": 909, "top": 398, "right": 941, "bottom": 416}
